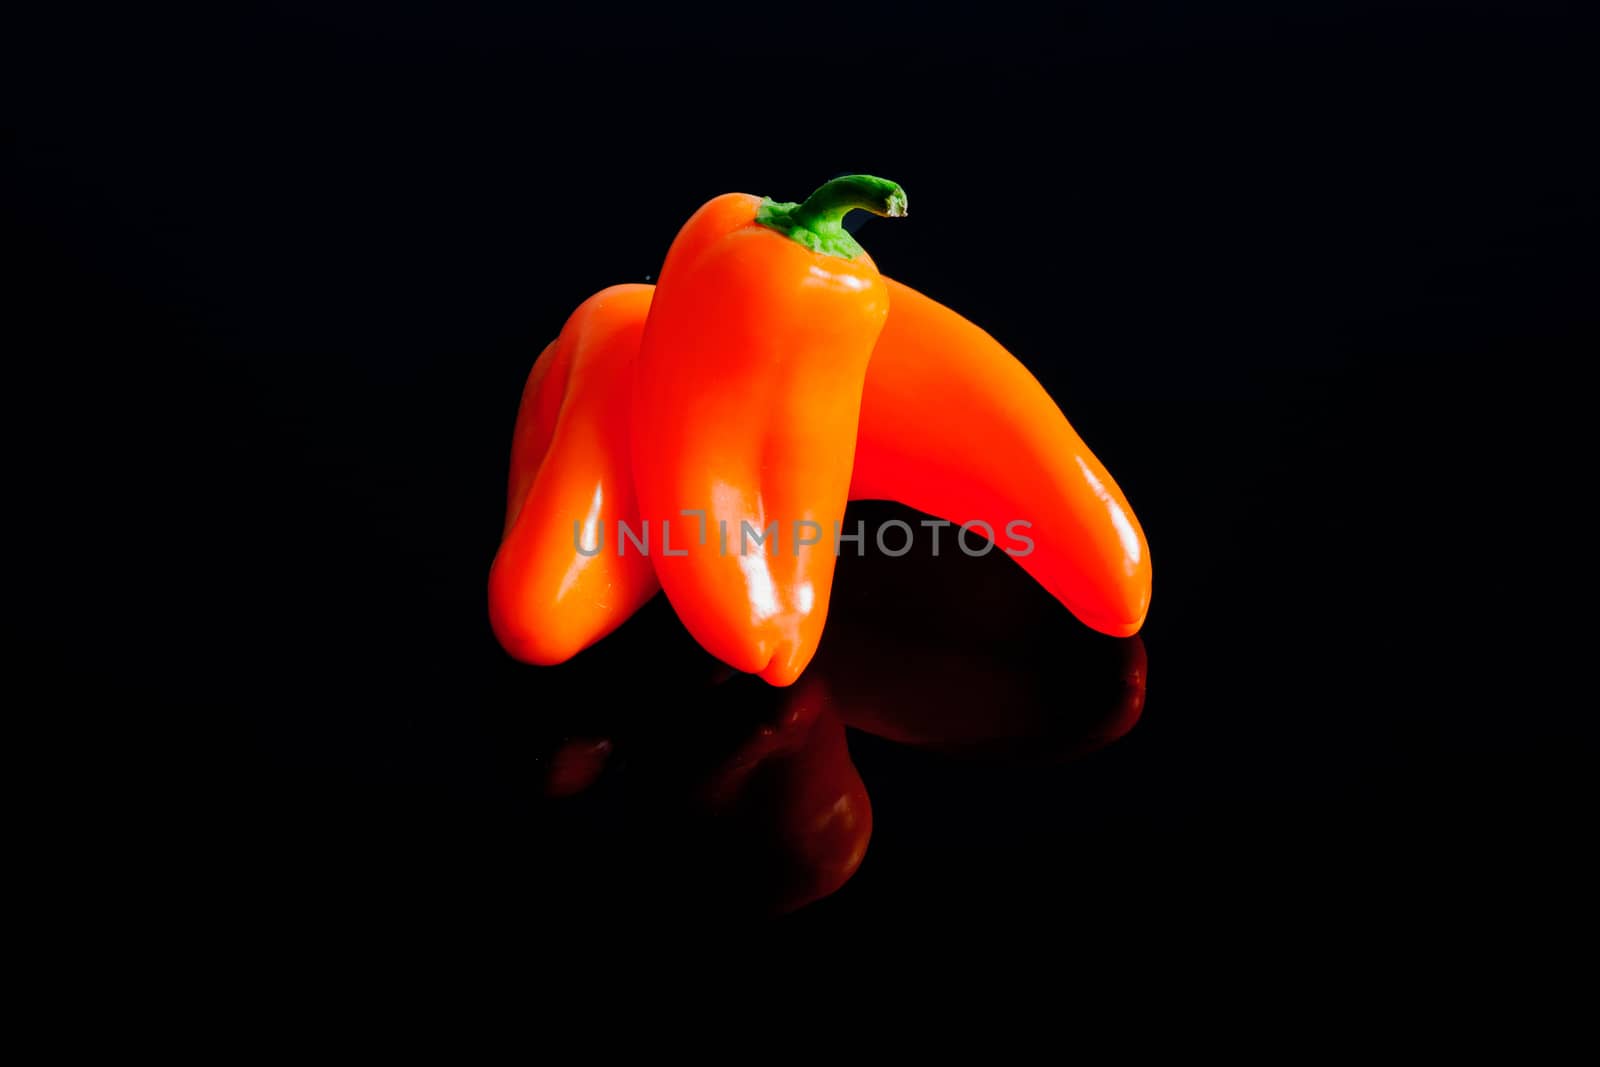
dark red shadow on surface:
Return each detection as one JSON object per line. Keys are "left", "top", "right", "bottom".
{"left": 507, "top": 502, "right": 1148, "bottom": 916}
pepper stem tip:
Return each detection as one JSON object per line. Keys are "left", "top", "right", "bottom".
{"left": 754, "top": 173, "right": 907, "bottom": 259}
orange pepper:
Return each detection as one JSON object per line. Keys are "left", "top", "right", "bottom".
{"left": 487, "top": 284, "right": 658, "bottom": 665}
{"left": 630, "top": 175, "right": 906, "bottom": 686}
{"left": 851, "top": 278, "right": 1151, "bottom": 637}
{"left": 488, "top": 193, "right": 1152, "bottom": 676}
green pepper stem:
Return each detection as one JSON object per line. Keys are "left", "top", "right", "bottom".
{"left": 754, "top": 174, "right": 907, "bottom": 259}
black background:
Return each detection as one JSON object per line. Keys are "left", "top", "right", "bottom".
{"left": 10, "top": 3, "right": 1594, "bottom": 940}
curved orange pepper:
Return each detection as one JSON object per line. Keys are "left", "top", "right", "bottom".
{"left": 488, "top": 197, "right": 1152, "bottom": 678}
{"left": 630, "top": 176, "right": 905, "bottom": 687}
{"left": 487, "top": 284, "right": 658, "bottom": 665}
{"left": 852, "top": 278, "right": 1150, "bottom": 637}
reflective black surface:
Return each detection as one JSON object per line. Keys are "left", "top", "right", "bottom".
{"left": 11, "top": 3, "right": 1593, "bottom": 938}
{"left": 503, "top": 505, "right": 1149, "bottom": 916}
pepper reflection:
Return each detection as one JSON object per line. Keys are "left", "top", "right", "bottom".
{"left": 523, "top": 503, "right": 1149, "bottom": 917}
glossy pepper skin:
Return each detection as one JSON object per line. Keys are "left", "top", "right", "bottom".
{"left": 630, "top": 176, "right": 905, "bottom": 686}
{"left": 490, "top": 277, "right": 1150, "bottom": 667}
{"left": 487, "top": 284, "right": 658, "bottom": 665}
{"left": 850, "top": 278, "right": 1151, "bottom": 636}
